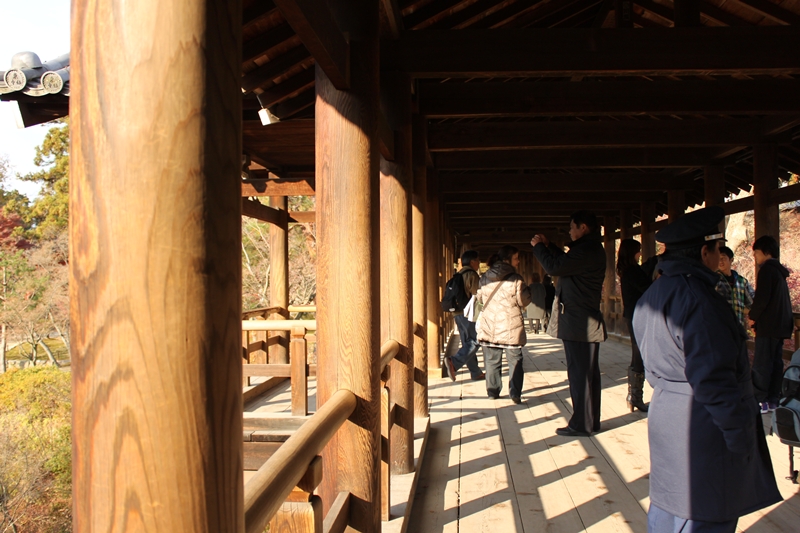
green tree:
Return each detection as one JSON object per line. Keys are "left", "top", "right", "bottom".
{"left": 19, "top": 119, "right": 69, "bottom": 239}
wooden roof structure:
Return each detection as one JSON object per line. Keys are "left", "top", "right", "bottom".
{"left": 62, "top": 1, "right": 800, "bottom": 532}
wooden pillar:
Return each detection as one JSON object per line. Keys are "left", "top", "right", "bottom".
{"left": 380, "top": 72, "right": 414, "bottom": 474}
{"left": 412, "top": 115, "right": 428, "bottom": 418}
{"left": 704, "top": 165, "right": 727, "bottom": 233}
{"left": 426, "top": 172, "right": 441, "bottom": 374}
{"left": 620, "top": 209, "right": 632, "bottom": 240}
{"left": 270, "top": 195, "right": 290, "bottom": 363}
{"left": 71, "top": 0, "right": 243, "bottom": 530}
{"left": 674, "top": 0, "right": 701, "bottom": 27}
{"left": 603, "top": 216, "right": 617, "bottom": 330}
{"left": 315, "top": 0, "right": 381, "bottom": 528}
{"left": 753, "top": 144, "right": 780, "bottom": 243}
{"left": 614, "top": 0, "right": 634, "bottom": 27}
{"left": 668, "top": 189, "right": 685, "bottom": 223}
{"left": 640, "top": 201, "right": 656, "bottom": 260}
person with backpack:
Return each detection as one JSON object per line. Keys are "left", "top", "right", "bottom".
{"left": 476, "top": 246, "right": 531, "bottom": 403}
{"left": 633, "top": 207, "right": 781, "bottom": 533}
{"left": 443, "top": 250, "right": 485, "bottom": 382}
{"left": 749, "top": 235, "right": 794, "bottom": 414}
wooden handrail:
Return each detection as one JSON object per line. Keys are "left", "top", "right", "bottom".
{"left": 242, "top": 319, "right": 317, "bottom": 331}
{"left": 244, "top": 389, "right": 357, "bottom": 533}
{"left": 380, "top": 339, "right": 400, "bottom": 372}
{"left": 288, "top": 305, "right": 317, "bottom": 313}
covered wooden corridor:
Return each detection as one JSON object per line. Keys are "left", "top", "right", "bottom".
{"left": 411, "top": 335, "right": 800, "bottom": 533}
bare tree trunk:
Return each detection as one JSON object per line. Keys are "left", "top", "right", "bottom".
{"left": 48, "top": 311, "right": 70, "bottom": 356}
{"left": 0, "top": 323, "right": 6, "bottom": 373}
{"left": 38, "top": 339, "right": 59, "bottom": 367}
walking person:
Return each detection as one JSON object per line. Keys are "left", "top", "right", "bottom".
{"left": 634, "top": 206, "right": 781, "bottom": 533}
{"left": 476, "top": 245, "right": 532, "bottom": 403}
{"left": 444, "top": 250, "right": 486, "bottom": 381}
{"left": 616, "top": 238, "right": 656, "bottom": 412}
{"left": 531, "top": 211, "right": 606, "bottom": 437}
{"left": 715, "top": 245, "right": 754, "bottom": 332}
{"left": 749, "top": 235, "right": 794, "bottom": 413}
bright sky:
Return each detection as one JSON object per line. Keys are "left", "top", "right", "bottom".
{"left": 0, "top": 0, "right": 70, "bottom": 198}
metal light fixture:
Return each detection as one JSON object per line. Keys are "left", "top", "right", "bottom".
{"left": 257, "top": 94, "right": 280, "bottom": 125}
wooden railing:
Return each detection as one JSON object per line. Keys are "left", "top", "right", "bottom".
{"left": 244, "top": 388, "right": 357, "bottom": 533}
{"left": 242, "top": 320, "right": 317, "bottom": 415}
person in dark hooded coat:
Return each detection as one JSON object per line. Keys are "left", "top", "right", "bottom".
{"left": 633, "top": 206, "right": 781, "bottom": 533}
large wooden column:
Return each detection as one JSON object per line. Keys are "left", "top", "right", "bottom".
{"left": 426, "top": 172, "right": 442, "bottom": 374}
{"left": 753, "top": 144, "right": 780, "bottom": 243}
{"left": 269, "top": 196, "right": 290, "bottom": 363}
{"left": 315, "top": 0, "right": 381, "bottom": 529}
{"left": 620, "top": 209, "right": 632, "bottom": 240}
{"left": 704, "top": 165, "right": 726, "bottom": 233}
{"left": 71, "top": 0, "right": 243, "bottom": 531}
{"left": 380, "top": 72, "right": 414, "bottom": 474}
{"left": 668, "top": 189, "right": 686, "bottom": 222}
{"left": 412, "top": 115, "right": 428, "bottom": 418}
{"left": 641, "top": 201, "right": 656, "bottom": 260}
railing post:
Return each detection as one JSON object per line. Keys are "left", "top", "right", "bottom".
{"left": 315, "top": 0, "right": 381, "bottom": 528}
{"left": 270, "top": 196, "right": 290, "bottom": 364}
{"left": 70, "top": 0, "right": 243, "bottom": 530}
{"left": 291, "top": 326, "right": 308, "bottom": 416}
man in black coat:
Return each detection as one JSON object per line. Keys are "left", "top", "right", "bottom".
{"left": 531, "top": 211, "right": 607, "bottom": 437}
{"left": 634, "top": 207, "right": 781, "bottom": 533}
{"left": 749, "top": 235, "right": 795, "bottom": 412}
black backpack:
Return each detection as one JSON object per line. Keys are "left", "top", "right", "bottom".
{"left": 441, "top": 271, "right": 470, "bottom": 312}
{"left": 773, "top": 349, "right": 800, "bottom": 446}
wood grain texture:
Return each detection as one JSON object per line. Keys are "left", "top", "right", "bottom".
{"left": 381, "top": 71, "right": 415, "bottom": 476}
{"left": 270, "top": 196, "right": 290, "bottom": 364}
{"left": 70, "top": 0, "right": 243, "bottom": 531}
{"left": 425, "top": 198, "right": 442, "bottom": 371}
{"left": 412, "top": 115, "right": 428, "bottom": 418}
{"left": 315, "top": 0, "right": 381, "bottom": 528}
{"left": 291, "top": 327, "right": 309, "bottom": 416}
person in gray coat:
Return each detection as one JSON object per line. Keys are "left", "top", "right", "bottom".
{"left": 634, "top": 206, "right": 781, "bottom": 533}
{"left": 531, "top": 211, "right": 607, "bottom": 436}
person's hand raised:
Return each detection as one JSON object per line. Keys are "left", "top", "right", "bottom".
{"left": 531, "top": 234, "right": 549, "bottom": 247}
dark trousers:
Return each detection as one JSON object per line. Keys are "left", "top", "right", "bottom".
{"left": 483, "top": 345, "right": 524, "bottom": 399}
{"left": 626, "top": 318, "right": 644, "bottom": 373}
{"left": 563, "top": 340, "right": 602, "bottom": 433}
{"left": 752, "top": 336, "right": 785, "bottom": 404}
{"left": 648, "top": 504, "right": 737, "bottom": 533}
{"left": 452, "top": 314, "right": 483, "bottom": 378}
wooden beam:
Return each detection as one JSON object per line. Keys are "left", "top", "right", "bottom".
{"left": 273, "top": 0, "right": 350, "bottom": 89}
{"left": 729, "top": 0, "right": 800, "bottom": 25}
{"left": 438, "top": 172, "right": 694, "bottom": 192}
{"left": 419, "top": 79, "right": 800, "bottom": 117}
{"left": 289, "top": 211, "right": 316, "bottom": 223}
{"left": 243, "top": 198, "right": 287, "bottom": 225}
{"left": 241, "top": 46, "right": 312, "bottom": 93}
{"left": 668, "top": 189, "right": 686, "bottom": 221}
{"left": 771, "top": 182, "right": 800, "bottom": 206}
{"left": 71, "top": 0, "right": 243, "bottom": 529}
{"left": 442, "top": 191, "right": 664, "bottom": 204}
{"left": 427, "top": 118, "right": 795, "bottom": 151}
{"left": 674, "top": 0, "right": 700, "bottom": 25}
{"left": 379, "top": 111, "right": 396, "bottom": 162}
{"left": 383, "top": 27, "right": 800, "bottom": 78}
{"left": 446, "top": 203, "right": 645, "bottom": 213}
{"left": 380, "top": 0, "right": 404, "bottom": 38}
{"left": 434, "top": 147, "right": 730, "bottom": 169}
{"left": 255, "top": 69, "right": 316, "bottom": 108}
{"left": 242, "top": 178, "right": 315, "bottom": 197}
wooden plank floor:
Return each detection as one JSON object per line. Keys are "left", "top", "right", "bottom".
{"left": 409, "top": 333, "right": 800, "bottom": 533}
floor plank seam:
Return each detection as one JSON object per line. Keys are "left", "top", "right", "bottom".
{"left": 456, "top": 380, "right": 463, "bottom": 533}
